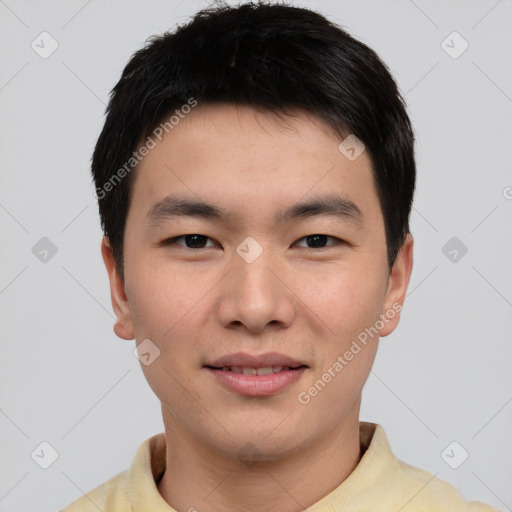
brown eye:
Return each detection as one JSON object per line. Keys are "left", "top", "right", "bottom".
{"left": 164, "top": 234, "right": 216, "bottom": 249}
{"left": 295, "top": 234, "right": 342, "bottom": 249}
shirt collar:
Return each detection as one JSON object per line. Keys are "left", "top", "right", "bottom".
{"left": 127, "top": 421, "right": 394, "bottom": 511}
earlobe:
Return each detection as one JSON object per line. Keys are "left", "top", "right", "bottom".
{"left": 379, "top": 233, "right": 414, "bottom": 338}
{"left": 100, "top": 237, "right": 135, "bottom": 340}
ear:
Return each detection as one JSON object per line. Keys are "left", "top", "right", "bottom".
{"left": 101, "top": 236, "right": 135, "bottom": 340}
{"left": 379, "top": 233, "right": 414, "bottom": 337}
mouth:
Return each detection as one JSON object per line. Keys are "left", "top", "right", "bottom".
{"left": 204, "top": 364, "right": 307, "bottom": 375}
{"left": 205, "top": 351, "right": 308, "bottom": 370}
{"left": 203, "top": 352, "right": 309, "bottom": 396}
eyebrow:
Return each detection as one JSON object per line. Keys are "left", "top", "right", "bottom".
{"left": 145, "top": 193, "right": 363, "bottom": 228}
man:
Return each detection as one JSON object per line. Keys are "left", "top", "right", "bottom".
{"left": 62, "top": 2, "right": 499, "bottom": 510}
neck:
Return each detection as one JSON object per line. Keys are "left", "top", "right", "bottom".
{"left": 157, "top": 411, "right": 362, "bottom": 512}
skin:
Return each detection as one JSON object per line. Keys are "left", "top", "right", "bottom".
{"left": 101, "top": 103, "right": 413, "bottom": 512}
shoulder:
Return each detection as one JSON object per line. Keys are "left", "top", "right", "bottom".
{"left": 358, "top": 423, "right": 500, "bottom": 512}
{"left": 60, "top": 470, "right": 130, "bottom": 512}
{"left": 393, "top": 459, "right": 500, "bottom": 512}
{"left": 60, "top": 432, "right": 166, "bottom": 511}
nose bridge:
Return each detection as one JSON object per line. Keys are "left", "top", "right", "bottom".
{"left": 217, "top": 238, "right": 295, "bottom": 331}
{"left": 233, "top": 239, "right": 279, "bottom": 304}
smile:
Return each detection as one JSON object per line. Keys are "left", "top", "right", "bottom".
{"left": 208, "top": 365, "right": 305, "bottom": 375}
{"left": 204, "top": 365, "right": 308, "bottom": 396}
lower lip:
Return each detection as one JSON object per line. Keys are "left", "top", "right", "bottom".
{"left": 205, "top": 367, "right": 307, "bottom": 396}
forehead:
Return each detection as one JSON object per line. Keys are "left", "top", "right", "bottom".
{"left": 128, "top": 103, "right": 382, "bottom": 230}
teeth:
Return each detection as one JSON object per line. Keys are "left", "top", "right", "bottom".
{"left": 256, "top": 367, "right": 273, "bottom": 375}
{"left": 221, "top": 365, "right": 286, "bottom": 375}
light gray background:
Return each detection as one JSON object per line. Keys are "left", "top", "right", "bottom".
{"left": 0, "top": 1, "right": 511, "bottom": 511}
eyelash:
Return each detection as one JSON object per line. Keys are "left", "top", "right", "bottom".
{"left": 162, "top": 234, "right": 345, "bottom": 250}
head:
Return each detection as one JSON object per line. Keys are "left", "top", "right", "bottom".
{"left": 96, "top": 2, "right": 415, "bottom": 460}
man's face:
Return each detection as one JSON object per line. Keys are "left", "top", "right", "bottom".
{"left": 103, "top": 104, "right": 412, "bottom": 459}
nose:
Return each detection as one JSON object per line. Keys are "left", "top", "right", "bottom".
{"left": 216, "top": 246, "right": 295, "bottom": 334}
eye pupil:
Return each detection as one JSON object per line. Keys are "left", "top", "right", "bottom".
{"left": 306, "top": 234, "right": 327, "bottom": 248}
{"left": 185, "top": 234, "right": 207, "bottom": 248}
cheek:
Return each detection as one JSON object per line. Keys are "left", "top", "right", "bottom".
{"left": 127, "top": 270, "right": 201, "bottom": 407}
{"left": 300, "top": 276, "right": 382, "bottom": 412}
{"left": 300, "top": 263, "right": 386, "bottom": 343}
{"left": 126, "top": 258, "right": 199, "bottom": 339}
{"left": 126, "top": 262, "right": 211, "bottom": 390}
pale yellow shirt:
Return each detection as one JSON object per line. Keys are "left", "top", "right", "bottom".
{"left": 61, "top": 422, "right": 500, "bottom": 511}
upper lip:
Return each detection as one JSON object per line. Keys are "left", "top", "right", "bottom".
{"left": 205, "top": 352, "right": 308, "bottom": 369}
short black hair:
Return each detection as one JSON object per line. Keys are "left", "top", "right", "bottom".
{"left": 92, "top": 1, "right": 415, "bottom": 279}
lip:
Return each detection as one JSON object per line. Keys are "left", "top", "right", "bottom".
{"left": 206, "top": 351, "right": 307, "bottom": 369}
{"left": 204, "top": 352, "right": 309, "bottom": 397}
{"left": 205, "top": 367, "right": 308, "bottom": 396}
